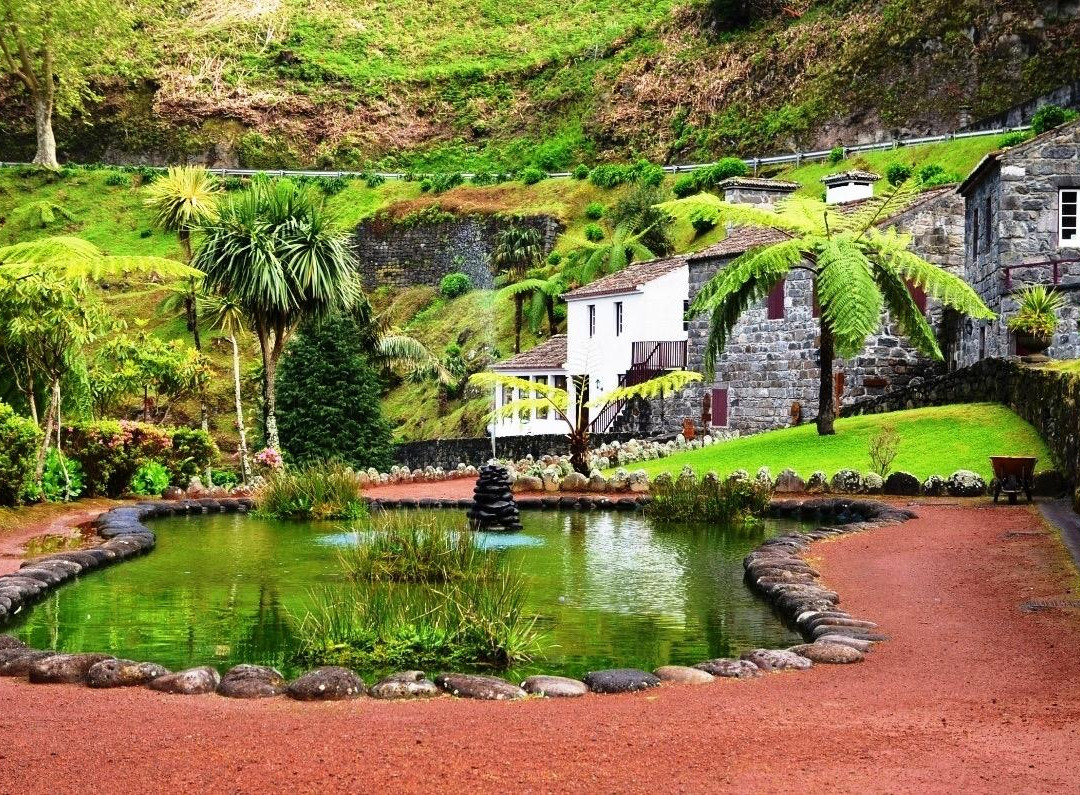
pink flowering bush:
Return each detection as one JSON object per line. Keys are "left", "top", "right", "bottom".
{"left": 254, "top": 447, "right": 284, "bottom": 473}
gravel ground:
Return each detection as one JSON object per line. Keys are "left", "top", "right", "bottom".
{"left": 1, "top": 500, "right": 1079, "bottom": 793}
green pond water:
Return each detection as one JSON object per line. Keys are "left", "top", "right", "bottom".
{"left": 11, "top": 510, "right": 806, "bottom": 680}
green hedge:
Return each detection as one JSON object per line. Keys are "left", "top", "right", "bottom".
{"left": 0, "top": 402, "right": 42, "bottom": 506}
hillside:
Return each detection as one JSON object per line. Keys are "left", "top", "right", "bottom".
{"left": 0, "top": 133, "right": 1007, "bottom": 450}
{"left": 0, "top": 1, "right": 1077, "bottom": 170}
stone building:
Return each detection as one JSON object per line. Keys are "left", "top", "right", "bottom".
{"left": 955, "top": 119, "right": 1080, "bottom": 364}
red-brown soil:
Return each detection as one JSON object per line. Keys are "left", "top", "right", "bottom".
{"left": 1, "top": 500, "right": 1079, "bottom": 793}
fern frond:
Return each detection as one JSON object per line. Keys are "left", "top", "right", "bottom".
{"left": 815, "top": 236, "right": 882, "bottom": 358}
{"left": 691, "top": 238, "right": 804, "bottom": 313}
{"left": 657, "top": 193, "right": 809, "bottom": 235}
{"left": 468, "top": 371, "right": 567, "bottom": 400}
{"left": 586, "top": 370, "right": 702, "bottom": 409}
{"left": 495, "top": 278, "right": 547, "bottom": 301}
{"left": 887, "top": 249, "right": 996, "bottom": 320}
{"left": 871, "top": 260, "right": 943, "bottom": 360}
{"left": 486, "top": 396, "right": 570, "bottom": 422}
{"left": 0, "top": 236, "right": 201, "bottom": 281}
{"left": 838, "top": 180, "right": 919, "bottom": 236}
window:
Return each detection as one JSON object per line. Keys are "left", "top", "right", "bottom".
{"left": 535, "top": 376, "right": 549, "bottom": 419}
{"left": 906, "top": 279, "right": 927, "bottom": 314}
{"left": 501, "top": 385, "right": 513, "bottom": 424}
{"left": 554, "top": 374, "right": 567, "bottom": 393}
{"left": 614, "top": 301, "right": 623, "bottom": 336}
{"left": 984, "top": 195, "right": 992, "bottom": 249}
{"left": 766, "top": 278, "right": 785, "bottom": 320}
{"left": 972, "top": 208, "right": 980, "bottom": 257}
{"left": 710, "top": 388, "right": 728, "bottom": 428}
{"left": 588, "top": 304, "right": 596, "bottom": 337}
{"left": 1062, "top": 189, "right": 1079, "bottom": 247}
{"left": 683, "top": 299, "right": 690, "bottom": 332}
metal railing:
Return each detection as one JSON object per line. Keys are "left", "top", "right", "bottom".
{"left": 0, "top": 124, "right": 1030, "bottom": 182}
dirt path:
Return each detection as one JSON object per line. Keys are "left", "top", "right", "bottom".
{"left": 1, "top": 502, "right": 1079, "bottom": 793}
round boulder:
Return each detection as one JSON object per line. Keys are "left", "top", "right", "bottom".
{"left": 653, "top": 665, "right": 715, "bottom": 685}
{"left": 581, "top": 668, "right": 660, "bottom": 694}
{"left": 217, "top": 664, "right": 287, "bottom": 698}
{"left": 434, "top": 672, "right": 525, "bottom": 700}
{"left": 287, "top": 667, "right": 366, "bottom": 701}
{"left": 693, "top": 658, "right": 760, "bottom": 678}
{"left": 883, "top": 471, "right": 921, "bottom": 496}
{"left": 28, "top": 653, "right": 114, "bottom": 684}
{"left": 830, "top": 469, "right": 864, "bottom": 494}
{"left": 87, "top": 659, "right": 170, "bottom": 688}
{"left": 815, "top": 634, "right": 875, "bottom": 652}
{"left": 946, "top": 469, "right": 986, "bottom": 497}
{"left": 805, "top": 471, "right": 830, "bottom": 494}
{"left": 773, "top": 469, "right": 806, "bottom": 494}
{"left": 922, "top": 475, "right": 947, "bottom": 497}
{"left": 369, "top": 670, "right": 440, "bottom": 700}
{"left": 0, "top": 649, "right": 56, "bottom": 677}
{"left": 520, "top": 675, "right": 589, "bottom": 698}
{"left": 740, "top": 649, "right": 813, "bottom": 672}
{"left": 0, "top": 635, "right": 26, "bottom": 651}
{"left": 560, "top": 472, "right": 589, "bottom": 492}
{"left": 789, "top": 642, "right": 865, "bottom": 664}
{"left": 147, "top": 666, "right": 221, "bottom": 695}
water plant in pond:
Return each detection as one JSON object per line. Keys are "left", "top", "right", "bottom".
{"left": 646, "top": 474, "right": 773, "bottom": 524}
{"left": 340, "top": 511, "right": 496, "bottom": 584}
{"left": 255, "top": 462, "right": 367, "bottom": 520}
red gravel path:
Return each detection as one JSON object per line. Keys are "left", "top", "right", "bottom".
{"left": 2, "top": 502, "right": 1080, "bottom": 793}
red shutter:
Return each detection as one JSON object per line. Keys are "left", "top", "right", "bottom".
{"left": 834, "top": 371, "right": 845, "bottom": 403}
{"left": 812, "top": 284, "right": 821, "bottom": 318}
{"left": 711, "top": 388, "right": 728, "bottom": 427}
{"left": 906, "top": 279, "right": 927, "bottom": 314}
{"left": 766, "top": 278, "right": 785, "bottom": 320}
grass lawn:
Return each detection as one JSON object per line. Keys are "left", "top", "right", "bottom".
{"left": 622, "top": 403, "right": 1051, "bottom": 483}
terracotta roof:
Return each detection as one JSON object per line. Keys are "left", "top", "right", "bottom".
{"left": 491, "top": 334, "right": 567, "bottom": 371}
{"left": 561, "top": 255, "right": 687, "bottom": 300}
{"left": 718, "top": 177, "right": 800, "bottom": 191}
{"left": 821, "top": 170, "right": 881, "bottom": 185}
{"left": 688, "top": 227, "right": 788, "bottom": 260}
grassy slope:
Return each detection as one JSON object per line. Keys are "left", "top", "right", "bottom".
{"left": 622, "top": 404, "right": 1052, "bottom": 482}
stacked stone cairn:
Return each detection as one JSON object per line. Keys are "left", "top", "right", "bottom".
{"left": 467, "top": 464, "right": 522, "bottom": 531}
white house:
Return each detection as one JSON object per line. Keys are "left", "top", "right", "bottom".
{"left": 488, "top": 255, "right": 691, "bottom": 436}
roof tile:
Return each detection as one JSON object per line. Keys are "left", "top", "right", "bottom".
{"left": 491, "top": 334, "right": 567, "bottom": 371}
{"left": 561, "top": 255, "right": 687, "bottom": 300}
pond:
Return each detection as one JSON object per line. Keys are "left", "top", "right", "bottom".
{"left": 11, "top": 510, "right": 808, "bottom": 680}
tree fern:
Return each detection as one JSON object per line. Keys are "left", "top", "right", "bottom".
{"left": 814, "top": 236, "right": 883, "bottom": 358}
{"left": 0, "top": 236, "right": 201, "bottom": 282}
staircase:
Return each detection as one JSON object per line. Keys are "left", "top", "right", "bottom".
{"left": 589, "top": 340, "right": 687, "bottom": 433}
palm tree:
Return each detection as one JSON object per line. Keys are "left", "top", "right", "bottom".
{"left": 658, "top": 184, "right": 995, "bottom": 435}
{"left": 201, "top": 294, "right": 253, "bottom": 485}
{"left": 561, "top": 221, "right": 656, "bottom": 288}
{"left": 492, "top": 225, "right": 543, "bottom": 353}
{"left": 470, "top": 370, "right": 701, "bottom": 475}
{"left": 193, "top": 179, "right": 363, "bottom": 451}
{"left": 496, "top": 260, "right": 568, "bottom": 336}
{"left": 145, "top": 166, "right": 221, "bottom": 454}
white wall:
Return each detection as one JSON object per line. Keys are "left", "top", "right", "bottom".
{"left": 565, "top": 265, "right": 689, "bottom": 402}
{"left": 825, "top": 181, "right": 874, "bottom": 205}
{"left": 489, "top": 369, "right": 574, "bottom": 437}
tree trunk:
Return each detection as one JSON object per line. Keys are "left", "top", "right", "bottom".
{"left": 568, "top": 423, "right": 591, "bottom": 476}
{"left": 35, "top": 376, "right": 59, "bottom": 481}
{"left": 31, "top": 95, "right": 58, "bottom": 169}
{"left": 514, "top": 295, "right": 524, "bottom": 353}
{"left": 816, "top": 315, "right": 836, "bottom": 436}
{"left": 258, "top": 328, "right": 280, "bottom": 450}
{"left": 547, "top": 299, "right": 557, "bottom": 335}
{"left": 231, "top": 334, "right": 252, "bottom": 485}
{"left": 25, "top": 361, "right": 38, "bottom": 426}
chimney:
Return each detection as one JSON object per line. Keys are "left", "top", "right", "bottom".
{"left": 821, "top": 170, "right": 881, "bottom": 205}
{"left": 718, "top": 176, "right": 799, "bottom": 208}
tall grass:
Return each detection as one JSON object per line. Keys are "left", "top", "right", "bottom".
{"left": 255, "top": 462, "right": 366, "bottom": 520}
{"left": 645, "top": 476, "right": 773, "bottom": 524}
{"left": 340, "top": 511, "right": 493, "bottom": 583}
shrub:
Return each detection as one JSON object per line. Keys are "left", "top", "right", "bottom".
{"left": 998, "top": 131, "right": 1029, "bottom": 148}
{"left": 632, "top": 159, "right": 665, "bottom": 188}
{"left": 828, "top": 146, "right": 845, "bottom": 165}
{"left": 439, "top": 272, "right": 472, "bottom": 298}
{"left": 428, "top": 172, "right": 464, "bottom": 194}
{"left": 886, "top": 162, "right": 914, "bottom": 186}
{"left": 364, "top": 173, "right": 386, "bottom": 188}
{"left": 672, "top": 174, "right": 698, "bottom": 198}
{"left": 609, "top": 184, "right": 675, "bottom": 256}
{"left": 584, "top": 201, "right": 605, "bottom": 220}
{"left": 276, "top": 314, "right": 395, "bottom": 470}
{"left": 104, "top": 172, "right": 131, "bottom": 187}
{"left": 210, "top": 468, "right": 240, "bottom": 490}
{"left": 130, "top": 460, "right": 171, "bottom": 497}
{"left": 583, "top": 223, "right": 604, "bottom": 242}
{"left": 418, "top": 178, "right": 432, "bottom": 192}
{"left": 546, "top": 251, "right": 562, "bottom": 266}
{"left": 690, "top": 209, "right": 715, "bottom": 235}
{"left": 0, "top": 402, "right": 41, "bottom": 507}
{"left": 169, "top": 428, "right": 219, "bottom": 488}
{"left": 222, "top": 176, "right": 245, "bottom": 191}
{"left": 917, "top": 163, "right": 945, "bottom": 183}
{"left": 645, "top": 475, "right": 773, "bottom": 524}
{"left": 1031, "top": 104, "right": 1078, "bottom": 135}
{"left": 589, "top": 163, "right": 632, "bottom": 189}
{"left": 520, "top": 167, "right": 546, "bottom": 185}
{"left": 42, "top": 449, "right": 85, "bottom": 503}
{"left": 572, "top": 164, "right": 590, "bottom": 180}
{"left": 469, "top": 171, "right": 497, "bottom": 186}
{"left": 868, "top": 424, "right": 900, "bottom": 477}
{"left": 1007, "top": 284, "right": 1066, "bottom": 337}
{"left": 531, "top": 138, "right": 574, "bottom": 171}
{"left": 689, "top": 157, "right": 748, "bottom": 192}
{"left": 255, "top": 462, "right": 367, "bottom": 520}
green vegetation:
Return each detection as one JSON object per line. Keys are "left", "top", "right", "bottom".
{"left": 255, "top": 462, "right": 367, "bottom": 520}
{"left": 645, "top": 475, "right": 773, "bottom": 525}
{"left": 626, "top": 404, "right": 1051, "bottom": 482}
{"left": 297, "top": 511, "right": 542, "bottom": 671}
{"left": 438, "top": 272, "right": 472, "bottom": 299}
{"left": 276, "top": 315, "right": 394, "bottom": 471}
{"left": 129, "top": 460, "right": 171, "bottom": 497}
{"left": 1007, "top": 285, "right": 1066, "bottom": 338}
{"left": 0, "top": 401, "right": 41, "bottom": 506}
{"left": 41, "top": 448, "right": 85, "bottom": 503}
{"left": 1031, "top": 104, "right": 1080, "bottom": 135}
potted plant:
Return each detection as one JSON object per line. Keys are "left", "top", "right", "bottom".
{"left": 1007, "top": 285, "right": 1065, "bottom": 356}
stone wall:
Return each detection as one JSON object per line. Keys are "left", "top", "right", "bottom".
{"left": 644, "top": 188, "right": 966, "bottom": 438}
{"left": 843, "top": 358, "right": 1080, "bottom": 487}
{"left": 961, "top": 80, "right": 1080, "bottom": 132}
{"left": 353, "top": 213, "right": 562, "bottom": 291}
{"left": 393, "top": 431, "right": 644, "bottom": 470}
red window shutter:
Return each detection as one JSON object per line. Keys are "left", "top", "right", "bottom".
{"left": 766, "top": 278, "right": 785, "bottom": 320}
{"left": 834, "top": 371, "right": 845, "bottom": 402}
{"left": 812, "top": 284, "right": 821, "bottom": 318}
{"left": 711, "top": 388, "right": 728, "bottom": 427}
{"left": 906, "top": 279, "right": 927, "bottom": 314}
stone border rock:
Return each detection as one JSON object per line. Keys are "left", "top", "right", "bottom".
{"left": 0, "top": 496, "right": 912, "bottom": 703}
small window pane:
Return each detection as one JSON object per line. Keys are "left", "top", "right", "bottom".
{"left": 535, "top": 376, "right": 549, "bottom": 419}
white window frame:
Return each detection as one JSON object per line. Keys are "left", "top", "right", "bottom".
{"left": 588, "top": 304, "right": 596, "bottom": 337}
{"left": 1061, "top": 189, "right": 1079, "bottom": 248}
{"left": 614, "top": 301, "right": 623, "bottom": 336}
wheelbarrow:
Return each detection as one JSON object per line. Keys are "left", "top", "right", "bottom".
{"left": 989, "top": 456, "right": 1037, "bottom": 504}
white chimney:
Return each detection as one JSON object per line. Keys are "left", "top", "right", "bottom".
{"left": 821, "top": 170, "right": 881, "bottom": 205}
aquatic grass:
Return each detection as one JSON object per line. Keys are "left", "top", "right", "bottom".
{"left": 645, "top": 475, "right": 773, "bottom": 524}
{"left": 255, "top": 462, "right": 367, "bottom": 520}
{"left": 340, "top": 511, "right": 494, "bottom": 583}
